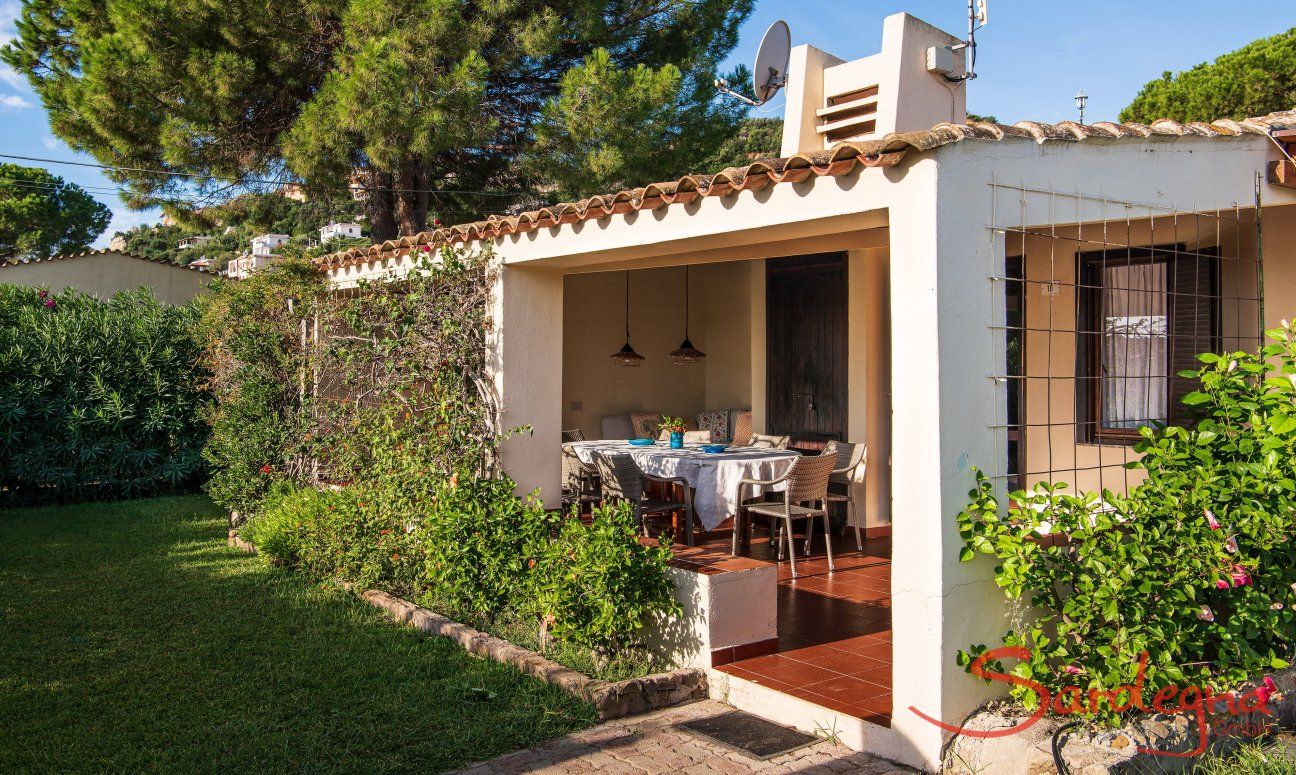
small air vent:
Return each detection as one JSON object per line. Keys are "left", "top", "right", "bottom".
{"left": 816, "top": 85, "right": 879, "bottom": 143}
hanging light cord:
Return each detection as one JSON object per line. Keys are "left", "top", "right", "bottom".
{"left": 624, "top": 271, "right": 631, "bottom": 339}
{"left": 684, "top": 267, "right": 691, "bottom": 339}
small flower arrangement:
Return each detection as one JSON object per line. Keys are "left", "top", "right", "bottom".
{"left": 658, "top": 416, "right": 687, "bottom": 435}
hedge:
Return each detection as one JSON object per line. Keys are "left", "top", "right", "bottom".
{"left": 0, "top": 285, "right": 208, "bottom": 506}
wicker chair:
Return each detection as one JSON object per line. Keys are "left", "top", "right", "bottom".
{"left": 595, "top": 453, "right": 695, "bottom": 544}
{"left": 732, "top": 453, "right": 837, "bottom": 577}
{"left": 822, "top": 441, "right": 867, "bottom": 551}
{"left": 749, "top": 433, "right": 791, "bottom": 450}
{"left": 561, "top": 429, "right": 585, "bottom": 443}
{"left": 561, "top": 445, "right": 600, "bottom": 512}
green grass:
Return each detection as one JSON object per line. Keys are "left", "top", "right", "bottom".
{"left": 1193, "top": 740, "right": 1296, "bottom": 774}
{"left": 0, "top": 496, "right": 596, "bottom": 773}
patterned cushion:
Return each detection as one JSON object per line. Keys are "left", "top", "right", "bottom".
{"left": 732, "top": 411, "right": 753, "bottom": 446}
{"left": 696, "top": 410, "right": 730, "bottom": 442}
{"left": 630, "top": 412, "right": 659, "bottom": 440}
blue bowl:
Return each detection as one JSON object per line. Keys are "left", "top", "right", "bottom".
{"left": 628, "top": 438, "right": 656, "bottom": 446}
{"left": 700, "top": 444, "right": 729, "bottom": 454}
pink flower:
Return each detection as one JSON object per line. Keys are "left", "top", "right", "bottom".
{"left": 420, "top": 244, "right": 431, "bottom": 252}
{"left": 1273, "top": 602, "right": 1285, "bottom": 611}
{"left": 37, "top": 289, "right": 47, "bottom": 299}
{"left": 1063, "top": 664, "right": 1083, "bottom": 676}
{"left": 1197, "top": 605, "right": 1216, "bottom": 622}
{"left": 1205, "top": 510, "right": 1221, "bottom": 530}
{"left": 1217, "top": 579, "right": 1231, "bottom": 590}
{"left": 1225, "top": 535, "right": 1239, "bottom": 554}
{"left": 1230, "top": 565, "right": 1253, "bottom": 587}
{"left": 42, "top": 298, "right": 55, "bottom": 309}
{"left": 1256, "top": 676, "right": 1279, "bottom": 707}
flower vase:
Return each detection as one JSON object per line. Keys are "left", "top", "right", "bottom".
{"left": 669, "top": 431, "right": 684, "bottom": 449}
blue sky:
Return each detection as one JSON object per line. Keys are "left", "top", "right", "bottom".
{"left": 1, "top": 0, "right": 1292, "bottom": 246}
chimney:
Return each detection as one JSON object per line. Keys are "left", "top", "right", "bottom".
{"left": 780, "top": 13, "right": 967, "bottom": 156}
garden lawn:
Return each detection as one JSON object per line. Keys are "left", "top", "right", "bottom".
{"left": 0, "top": 496, "right": 596, "bottom": 773}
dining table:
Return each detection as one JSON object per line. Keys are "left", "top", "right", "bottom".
{"left": 564, "top": 440, "right": 801, "bottom": 531}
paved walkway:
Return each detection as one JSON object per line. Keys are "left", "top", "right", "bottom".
{"left": 453, "top": 701, "right": 916, "bottom": 774}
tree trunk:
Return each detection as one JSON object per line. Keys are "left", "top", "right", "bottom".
{"left": 366, "top": 170, "right": 398, "bottom": 243}
{"left": 393, "top": 159, "right": 428, "bottom": 236}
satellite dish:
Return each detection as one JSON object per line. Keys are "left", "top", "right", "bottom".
{"left": 752, "top": 20, "right": 791, "bottom": 104}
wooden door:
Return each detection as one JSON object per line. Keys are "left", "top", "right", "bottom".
{"left": 766, "top": 253, "right": 848, "bottom": 447}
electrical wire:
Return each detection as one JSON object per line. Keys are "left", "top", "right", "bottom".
{"left": 0, "top": 151, "right": 528, "bottom": 198}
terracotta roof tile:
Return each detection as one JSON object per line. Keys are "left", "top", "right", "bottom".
{"left": 318, "top": 109, "right": 1296, "bottom": 271}
{"left": 1, "top": 247, "right": 213, "bottom": 273}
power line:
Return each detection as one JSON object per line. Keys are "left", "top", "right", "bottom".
{"left": 0, "top": 152, "right": 527, "bottom": 198}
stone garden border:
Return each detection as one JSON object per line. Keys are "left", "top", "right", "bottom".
{"left": 226, "top": 530, "right": 706, "bottom": 720}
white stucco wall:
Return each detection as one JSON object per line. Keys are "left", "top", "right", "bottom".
{"left": 0, "top": 251, "right": 212, "bottom": 305}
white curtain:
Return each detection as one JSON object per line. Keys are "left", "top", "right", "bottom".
{"left": 1102, "top": 263, "right": 1167, "bottom": 429}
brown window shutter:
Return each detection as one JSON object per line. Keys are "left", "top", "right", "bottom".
{"left": 1167, "top": 248, "right": 1219, "bottom": 425}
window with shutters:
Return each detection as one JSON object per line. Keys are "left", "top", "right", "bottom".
{"left": 1077, "top": 245, "right": 1219, "bottom": 443}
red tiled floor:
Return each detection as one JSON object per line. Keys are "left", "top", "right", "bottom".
{"left": 712, "top": 525, "right": 893, "bottom": 727}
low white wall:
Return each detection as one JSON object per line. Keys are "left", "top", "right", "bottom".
{"left": 647, "top": 564, "right": 777, "bottom": 670}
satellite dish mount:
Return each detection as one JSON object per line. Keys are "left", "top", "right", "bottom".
{"left": 715, "top": 20, "right": 791, "bottom": 107}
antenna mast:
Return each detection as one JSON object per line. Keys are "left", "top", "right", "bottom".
{"left": 943, "top": 0, "right": 988, "bottom": 83}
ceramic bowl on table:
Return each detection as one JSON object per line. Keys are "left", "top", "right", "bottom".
{"left": 699, "top": 444, "right": 729, "bottom": 454}
{"left": 628, "top": 438, "right": 656, "bottom": 447}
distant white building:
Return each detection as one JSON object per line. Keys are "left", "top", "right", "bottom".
{"left": 250, "top": 234, "right": 291, "bottom": 257}
{"left": 178, "top": 235, "right": 213, "bottom": 250}
{"left": 225, "top": 253, "right": 273, "bottom": 280}
{"left": 319, "top": 222, "right": 364, "bottom": 243}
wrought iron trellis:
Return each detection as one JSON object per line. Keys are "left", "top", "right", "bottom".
{"left": 984, "top": 179, "right": 1265, "bottom": 496}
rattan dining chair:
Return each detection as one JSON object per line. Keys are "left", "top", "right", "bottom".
{"left": 732, "top": 453, "right": 837, "bottom": 577}
{"left": 561, "top": 445, "right": 600, "bottom": 513}
{"left": 822, "top": 440, "right": 867, "bottom": 551}
{"left": 595, "top": 452, "right": 695, "bottom": 545}
{"left": 749, "top": 433, "right": 791, "bottom": 449}
{"left": 561, "top": 429, "right": 586, "bottom": 443}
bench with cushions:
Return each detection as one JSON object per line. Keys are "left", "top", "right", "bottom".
{"left": 598, "top": 409, "right": 753, "bottom": 444}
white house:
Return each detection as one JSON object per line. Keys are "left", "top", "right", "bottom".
{"left": 319, "top": 222, "right": 363, "bottom": 243}
{"left": 250, "top": 233, "right": 291, "bottom": 257}
{"left": 177, "top": 235, "right": 212, "bottom": 250}
{"left": 316, "top": 12, "right": 1296, "bottom": 771}
{"left": 225, "top": 252, "right": 273, "bottom": 280}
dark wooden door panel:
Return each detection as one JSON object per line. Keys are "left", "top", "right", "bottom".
{"left": 766, "top": 253, "right": 847, "bottom": 446}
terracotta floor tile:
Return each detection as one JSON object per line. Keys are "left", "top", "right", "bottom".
{"left": 733, "top": 654, "right": 841, "bottom": 686}
{"left": 801, "top": 675, "right": 890, "bottom": 704}
{"left": 829, "top": 635, "right": 893, "bottom": 660}
{"left": 787, "top": 645, "right": 886, "bottom": 676}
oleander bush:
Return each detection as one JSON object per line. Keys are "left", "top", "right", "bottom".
{"left": 958, "top": 322, "right": 1296, "bottom": 721}
{"left": 0, "top": 285, "right": 208, "bottom": 506}
{"left": 209, "top": 247, "right": 678, "bottom": 677}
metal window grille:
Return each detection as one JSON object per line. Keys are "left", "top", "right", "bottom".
{"left": 986, "top": 179, "right": 1264, "bottom": 496}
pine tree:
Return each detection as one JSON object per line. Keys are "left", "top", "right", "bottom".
{"left": 3, "top": 1, "right": 753, "bottom": 241}
{"left": 1122, "top": 29, "right": 1296, "bottom": 124}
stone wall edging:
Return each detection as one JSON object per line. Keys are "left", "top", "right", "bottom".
{"left": 359, "top": 588, "right": 707, "bottom": 720}
{"left": 228, "top": 525, "right": 705, "bottom": 720}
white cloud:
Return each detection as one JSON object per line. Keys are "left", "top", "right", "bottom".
{"left": 41, "top": 134, "right": 60, "bottom": 150}
{"left": 0, "top": 92, "right": 31, "bottom": 110}
{"left": 0, "top": 65, "right": 21, "bottom": 91}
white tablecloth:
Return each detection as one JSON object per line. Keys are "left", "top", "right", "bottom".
{"left": 566, "top": 440, "right": 800, "bottom": 530}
